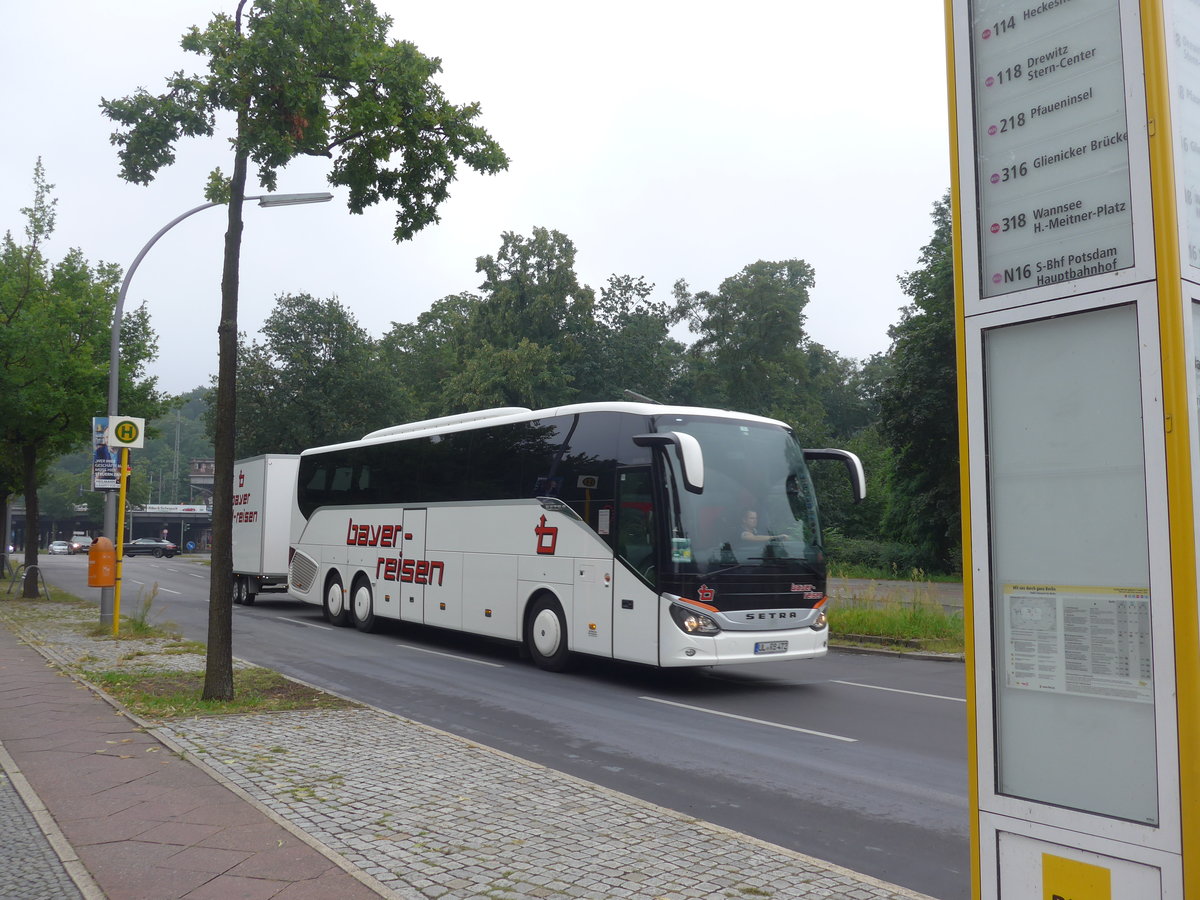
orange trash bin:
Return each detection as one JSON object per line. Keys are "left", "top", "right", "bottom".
{"left": 88, "top": 537, "right": 116, "bottom": 588}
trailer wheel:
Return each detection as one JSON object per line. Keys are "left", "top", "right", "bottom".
{"left": 232, "top": 576, "right": 245, "bottom": 605}
{"left": 323, "top": 573, "right": 350, "bottom": 626}
{"left": 525, "top": 594, "right": 572, "bottom": 672}
{"left": 351, "top": 576, "right": 377, "bottom": 633}
{"left": 243, "top": 583, "right": 256, "bottom": 607}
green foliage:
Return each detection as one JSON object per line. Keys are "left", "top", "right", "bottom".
{"left": 830, "top": 599, "right": 963, "bottom": 652}
{"left": 823, "top": 529, "right": 935, "bottom": 575}
{"left": 877, "top": 194, "right": 961, "bottom": 571}
{"left": 678, "top": 260, "right": 819, "bottom": 428}
{"left": 232, "top": 293, "right": 401, "bottom": 455}
{"left": 1, "top": 162, "right": 168, "bottom": 585}
{"left": 379, "top": 228, "right": 688, "bottom": 416}
{"left": 101, "top": 0, "right": 508, "bottom": 241}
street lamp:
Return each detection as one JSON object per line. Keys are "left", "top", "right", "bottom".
{"left": 100, "top": 191, "right": 332, "bottom": 627}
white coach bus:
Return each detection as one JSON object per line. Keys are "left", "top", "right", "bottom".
{"left": 287, "top": 402, "right": 864, "bottom": 670}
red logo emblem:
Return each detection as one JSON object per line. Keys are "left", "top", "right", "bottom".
{"left": 238, "top": 470, "right": 244, "bottom": 487}
{"left": 535, "top": 515, "right": 558, "bottom": 555}
{"left": 697, "top": 584, "right": 715, "bottom": 605}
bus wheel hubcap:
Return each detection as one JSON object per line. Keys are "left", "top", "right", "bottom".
{"left": 532, "top": 609, "right": 561, "bottom": 657}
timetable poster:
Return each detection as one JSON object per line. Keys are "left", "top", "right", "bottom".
{"left": 1003, "top": 584, "right": 1153, "bottom": 703}
{"left": 970, "top": 0, "right": 1135, "bottom": 297}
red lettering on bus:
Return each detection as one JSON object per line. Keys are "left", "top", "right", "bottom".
{"left": 346, "top": 518, "right": 403, "bottom": 547}
{"left": 375, "top": 555, "right": 446, "bottom": 587}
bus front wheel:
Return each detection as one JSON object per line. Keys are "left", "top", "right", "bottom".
{"left": 351, "top": 576, "right": 377, "bottom": 633}
{"left": 323, "top": 574, "right": 351, "bottom": 627}
{"left": 525, "top": 595, "right": 571, "bottom": 672}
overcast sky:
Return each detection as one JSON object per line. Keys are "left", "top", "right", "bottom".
{"left": 1, "top": 2, "right": 951, "bottom": 398}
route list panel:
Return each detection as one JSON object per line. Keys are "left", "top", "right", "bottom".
{"left": 971, "top": 0, "right": 1134, "bottom": 298}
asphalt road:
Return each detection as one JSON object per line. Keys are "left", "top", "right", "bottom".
{"left": 29, "top": 555, "right": 971, "bottom": 900}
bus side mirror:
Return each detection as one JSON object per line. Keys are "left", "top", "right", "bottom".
{"left": 633, "top": 432, "right": 704, "bottom": 494}
{"left": 804, "top": 448, "right": 867, "bottom": 503}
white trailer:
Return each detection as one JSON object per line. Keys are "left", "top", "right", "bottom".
{"left": 231, "top": 454, "right": 300, "bottom": 605}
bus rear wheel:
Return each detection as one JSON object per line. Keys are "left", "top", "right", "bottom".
{"left": 525, "top": 595, "right": 571, "bottom": 672}
{"left": 351, "top": 576, "right": 377, "bottom": 633}
{"left": 323, "top": 574, "right": 350, "bottom": 627}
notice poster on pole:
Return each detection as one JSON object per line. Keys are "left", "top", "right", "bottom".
{"left": 1003, "top": 584, "right": 1153, "bottom": 703}
{"left": 92, "top": 417, "right": 119, "bottom": 491}
{"left": 970, "top": 0, "right": 1135, "bottom": 297}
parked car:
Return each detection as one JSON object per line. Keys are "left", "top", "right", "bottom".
{"left": 48, "top": 541, "right": 72, "bottom": 555}
{"left": 122, "top": 537, "right": 178, "bottom": 558}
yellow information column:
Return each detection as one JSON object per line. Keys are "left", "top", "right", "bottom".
{"left": 945, "top": 0, "right": 1199, "bottom": 896}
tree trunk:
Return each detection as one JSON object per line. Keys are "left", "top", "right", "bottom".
{"left": 202, "top": 143, "right": 248, "bottom": 702}
{"left": 21, "top": 445, "right": 39, "bottom": 598}
{"left": 0, "top": 490, "right": 9, "bottom": 572}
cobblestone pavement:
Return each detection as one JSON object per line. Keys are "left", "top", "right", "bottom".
{"left": 0, "top": 766, "right": 86, "bottom": 899}
{"left": 162, "top": 708, "right": 931, "bottom": 900}
{"left": 3, "top": 598, "right": 938, "bottom": 900}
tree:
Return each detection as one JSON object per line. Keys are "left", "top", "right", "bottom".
{"left": 462, "top": 228, "right": 594, "bottom": 408}
{"left": 101, "top": 0, "right": 508, "bottom": 699}
{"left": 379, "top": 292, "right": 479, "bottom": 420}
{"left": 233, "top": 293, "right": 399, "bottom": 455}
{"left": 576, "top": 274, "right": 686, "bottom": 402}
{"left": 877, "top": 194, "right": 960, "bottom": 570}
{"left": 678, "top": 259, "right": 824, "bottom": 433}
{"left": 0, "top": 162, "right": 167, "bottom": 596}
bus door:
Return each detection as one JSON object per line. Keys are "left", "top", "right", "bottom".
{"left": 611, "top": 467, "right": 659, "bottom": 664}
{"left": 408, "top": 508, "right": 460, "bottom": 630}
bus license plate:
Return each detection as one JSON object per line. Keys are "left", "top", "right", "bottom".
{"left": 754, "top": 640, "right": 788, "bottom": 655}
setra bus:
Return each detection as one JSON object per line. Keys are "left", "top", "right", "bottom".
{"left": 286, "top": 402, "right": 864, "bottom": 670}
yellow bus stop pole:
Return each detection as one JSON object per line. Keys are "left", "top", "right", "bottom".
{"left": 113, "top": 447, "right": 129, "bottom": 636}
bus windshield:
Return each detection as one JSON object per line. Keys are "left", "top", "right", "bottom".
{"left": 654, "top": 415, "right": 822, "bottom": 573}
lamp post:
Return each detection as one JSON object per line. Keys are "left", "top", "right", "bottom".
{"left": 100, "top": 192, "right": 332, "bottom": 627}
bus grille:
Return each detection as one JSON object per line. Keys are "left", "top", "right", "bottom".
{"left": 289, "top": 552, "right": 318, "bottom": 593}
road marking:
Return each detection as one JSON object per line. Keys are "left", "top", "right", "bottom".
{"left": 831, "top": 680, "right": 966, "bottom": 703}
{"left": 156, "top": 587, "right": 181, "bottom": 595}
{"left": 639, "top": 696, "right": 857, "bottom": 742}
{"left": 397, "top": 645, "right": 505, "bottom": 667}
{"left": 188, "top": 573, "right": 205, "bottom": 579}
{"left": 277, "top": 617, "right": 333, "bottom": 631}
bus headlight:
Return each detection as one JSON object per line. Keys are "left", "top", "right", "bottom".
{"left": 670, "top": 604, "right": 721, "bottom": 635}
{"left": 812, "top": 608, "right": 828, "bottom": 630}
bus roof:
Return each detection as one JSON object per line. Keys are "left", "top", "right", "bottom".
{"left": 301, "top": 402, "right": 791, "bottom": 457}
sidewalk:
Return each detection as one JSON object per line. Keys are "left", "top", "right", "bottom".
{"left": 0, "top": 598, "right": 939, "bottom": 900}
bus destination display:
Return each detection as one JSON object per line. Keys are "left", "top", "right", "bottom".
{"left": 971, "top": 0, "right": 1134, "bottom": 298}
